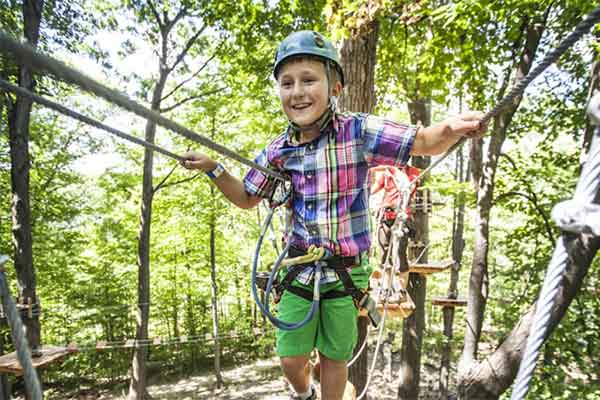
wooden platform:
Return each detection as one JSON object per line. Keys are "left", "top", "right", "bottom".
{"left": 376, "top": 302, "right": 415, "bottom": 318}
{"left": 0, "top": 346, "right": 76, "bottom": 376}
{"left": 409, "top": 259, "right": 455, "bottom": 275}
{"left": 431, "top": 297, "right": 467, "bottom": 307}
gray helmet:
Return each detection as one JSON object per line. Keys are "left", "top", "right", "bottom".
{"left": 273, "top": 30, "right": 344, "bottom": 86}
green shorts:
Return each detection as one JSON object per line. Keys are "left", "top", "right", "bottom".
{"left": 275, "top": 255, "right": 372, "bottom": 361}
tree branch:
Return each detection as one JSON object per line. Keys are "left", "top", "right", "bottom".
{"left": 493, "top": 190, "right": 555, "bottom": 244}
{"left": 159, "top": 87, "right": 226, "bottom": 113}
{"left": 161, "top": 43, "right": 223, "bottom": 102}
{"left": 147, "top": 0, "right": 164, "bottom": 31}
{"left": 153, "top": 163, "right": 179, "bottom": 194}
{"left": 166, "top": 23, "right": 207, "bottom": 74}
{"left": 154, "top": 171, "right": 203, "bottom": 193}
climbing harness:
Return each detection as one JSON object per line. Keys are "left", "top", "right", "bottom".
{"left": 0, "top": 31, "right": 288, "bottom": 182}
{"left": 0, "top": 255, "right": 42, "bottom": 400}
{"left": 510, "top": 94, "right": 600, "bottom": 400}
{"left": 252, "top": 180, "right": 382, "bottom": 330}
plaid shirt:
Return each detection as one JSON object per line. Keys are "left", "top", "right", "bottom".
{"left": 244, "top": 112, "right": 416, "bottom": 284}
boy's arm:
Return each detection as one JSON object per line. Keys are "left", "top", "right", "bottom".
{"left": 411, "top": 111, "right": 485, "bottom": 156}
{"left": 181, "top": 152, "right": 262, "bottom": 209}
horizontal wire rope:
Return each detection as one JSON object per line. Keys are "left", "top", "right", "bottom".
{"left": 0, "top": 79, "right": 185, "bottom": 162}
{"left": 62, "top": 329, "right": 269, "bottom": 352}
{"left": 0, "top": 31, "right": 288, "bottom": 182}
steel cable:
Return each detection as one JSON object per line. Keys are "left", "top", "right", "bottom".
{"left": 0, "top": 31, "right": 288, "bottom": 181}
{"left": 0, "top": 256, "right": 42, "bottom": 400}
{"left": 0, "top": 78, "right": 185, "bottom": 162}
{"left": 509, "top": 101, "right": 600, "bottom": 399}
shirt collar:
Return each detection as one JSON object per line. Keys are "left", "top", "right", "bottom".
{"left": 283, "top": 114, "right": 339, "bottom": 146}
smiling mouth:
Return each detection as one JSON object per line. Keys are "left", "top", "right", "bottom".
{"left": 292, "top": 103, "right": 311, "bottom": 110}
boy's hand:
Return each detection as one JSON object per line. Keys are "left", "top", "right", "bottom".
{"left": 180, "top": 151, "right": 218, "bottom": 172}
{"left": 443, "top": 111, "right": 487, "bottom": 138}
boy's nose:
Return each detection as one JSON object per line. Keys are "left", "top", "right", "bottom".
{"left": 291, "top": 82, "right": 305, "bottom": 97}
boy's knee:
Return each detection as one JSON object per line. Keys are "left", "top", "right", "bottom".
{"left": 318, "top": 351, "right": 347, "bottom": 368}
{"left": 281, "top": 355, "right": 310, "bottom": 373}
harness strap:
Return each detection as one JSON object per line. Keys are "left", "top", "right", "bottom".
{"left": 273, "top": 252, "right": 382, "bottom": 327}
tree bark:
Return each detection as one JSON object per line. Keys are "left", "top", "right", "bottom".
{"left": 127, "top": 54, "right": 168, "bottom": 400}
{"left": 583, "top": 30, "right": 600, "bottom": 160}
{"left": 397, "top": 99, "right": 431, "bottom": 400}
{"left": 338, "top": 21, "right": 379, "bottom": 113}
{"left": 439, "top": 148, "right": 467, "bottom": 399}
{"left": 337, "top": 20, "right": 379, "bottom": 397}
{"left": 458, "top": 17, "right": 546, "bottom": 385}
{"left": 209, "top": 117, "right": 224, "bottom": 387}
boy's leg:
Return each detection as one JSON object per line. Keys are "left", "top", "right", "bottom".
{"left": 276, "top": 286, "right": 319, "bottom": 397}
{"left": 318, "top": 351, "right": 347, "bottom": 400}
{"left": 281, "top": 355, "right": 312, "bottom": 394}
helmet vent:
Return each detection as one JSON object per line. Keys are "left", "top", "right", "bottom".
{"left": 313, "top": 32, "right": 325, "bottom": 48}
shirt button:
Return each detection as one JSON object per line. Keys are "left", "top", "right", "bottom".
{"left": 306, "top": 173, "right": 313, "bottom": 180}
{"left": 307, "top": 203, "right": 314, "bottom": 210}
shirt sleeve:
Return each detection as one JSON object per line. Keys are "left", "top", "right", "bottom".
{"left": 360, "top": 114, "right": 417, "bottom": 168}
{"left": 243, "top": 149, "right": 279, "bottom": 200}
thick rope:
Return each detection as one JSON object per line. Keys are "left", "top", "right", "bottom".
{"left": 412, "top": 6, "right": 600, "bottom": 189}
{"left": 0, "top": 31, "right": 288, "bottom": 182}
{"left": 509, "top": 98, "right": 600, "bottom": 399}
{"left": 0, "top": 78, "right": 185, "bottom": 162}
{"left": 0, "top": 256, "right": 42, "bottom": 400}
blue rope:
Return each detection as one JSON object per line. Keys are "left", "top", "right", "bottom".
{"left": 250, "top": 208, "right": 321, "bottom": 330}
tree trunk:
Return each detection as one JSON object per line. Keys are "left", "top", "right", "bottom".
{"left": 7, "top": 1, "right": 44, "bottom": 398}
{"left": 458, "top": 228, "right": 600, "bottom": 399}
{"left": 457, "top": 14, "right": 547, "bottom": 396}
{"left": 127, "top": 64, "right": 168, "bottom": 400}
{"left": 338, "top": 21, "right": 379, "bottom": 113}
{"left": 439, "top": 148, "right": 467, "bottom": 399}
{"left": 337, "top": 20, "right": 379, "bottom": 397}
{"left": 583, "top": 30, "right": 600, "bottom": 160}
{"left": 210, "top": 116, "right": 224, "bottom": 387}
{"left": 397, "top": 99, "right": 431, "bottom": 400}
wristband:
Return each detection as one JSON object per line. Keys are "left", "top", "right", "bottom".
{"left": 205, "top": 163, "right": 225, "bottom": 180}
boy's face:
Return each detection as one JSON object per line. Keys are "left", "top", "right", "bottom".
{"left": 277, "top": 58, "right": 334, "bottom": 128}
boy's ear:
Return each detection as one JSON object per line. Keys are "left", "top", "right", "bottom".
{"left": 331, "top": 81, "right": 343, "bottom": 97}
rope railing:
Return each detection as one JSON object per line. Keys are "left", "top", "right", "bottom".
{"left": 509, "top": 94, "right": 600, "bottom": 399}
{"left": 61, "top": 327, "right": 270, "bottom": 353}
{"left": 0, "top": 79, "right": 185, "bottom": 162}
{"left": 0, "top": 31, "right": 288, "bottom": 182}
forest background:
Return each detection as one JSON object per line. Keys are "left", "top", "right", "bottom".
{"left": 0, "top": 0, "right": 599, "bottom": 399}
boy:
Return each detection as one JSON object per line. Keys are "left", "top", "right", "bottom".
{"left": 182, "top": 30, "right": 485, "bottom": 400}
